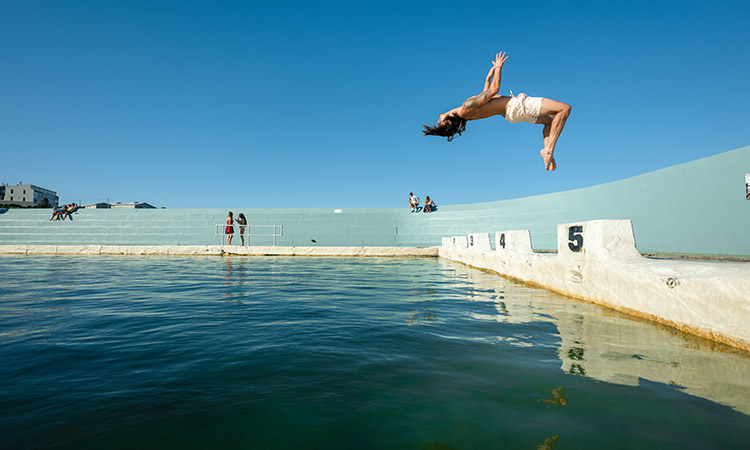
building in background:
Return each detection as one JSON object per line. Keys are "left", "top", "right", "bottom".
{"left": 110, "top": 202, "right": 156, "bottom": 209}
{"left": 82, "top": 201, "right": 156, "bottom": 209}
{"left": 0, "top": 183, "right": 58, "bottom": 207}
{"left": 82, "top": 202, "right": 111, "bottom": 209}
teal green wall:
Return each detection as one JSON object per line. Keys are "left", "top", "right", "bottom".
{"left": 2, "top": 146, "right": 748, "bottom": 256}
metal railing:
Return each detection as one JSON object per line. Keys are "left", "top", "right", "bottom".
{"left": 215, "top": 224, "right": 283, "bottom": 246}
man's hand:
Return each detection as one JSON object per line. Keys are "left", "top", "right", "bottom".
{"left": 462, "top": 52, "right": 508, "bottom": 112}
{"left": 492, "top": 51, "right": 508, "bottom": 70}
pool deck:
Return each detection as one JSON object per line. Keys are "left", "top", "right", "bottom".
{"left": 0, "top": 245, "right": 439, "bottom": 257}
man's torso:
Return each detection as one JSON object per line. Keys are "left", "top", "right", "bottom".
{"left": 460, "top": 95, "right": 511, "bottom": 121}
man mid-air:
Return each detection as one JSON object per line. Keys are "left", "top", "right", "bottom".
{"left": 423, "top": 51, "right": 571, "bottom": 171}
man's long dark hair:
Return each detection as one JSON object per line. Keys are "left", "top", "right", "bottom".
{"left": 422, "top": 114, "right": 466, "bottom": 142}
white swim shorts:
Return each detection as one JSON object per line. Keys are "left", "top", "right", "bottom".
{"left": 505, "top": 93, "right": 543, "bottom": 124}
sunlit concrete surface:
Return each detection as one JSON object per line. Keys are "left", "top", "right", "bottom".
{"left": 0, "top": 245, "right": 438, "bottom": 257}
{"left": 440, "top": 219, "right": 750, "bottom": 352}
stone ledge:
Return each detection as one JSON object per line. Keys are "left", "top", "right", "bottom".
{"left": 0, "top": 245, "right": 439, "bottom": 258}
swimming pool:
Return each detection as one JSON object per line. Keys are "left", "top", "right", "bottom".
{"left": 1, "top": 256, "right": 749, "bottom": 449}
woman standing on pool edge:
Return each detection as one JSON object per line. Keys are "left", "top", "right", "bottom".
{"left": 225, "top": 211, "right": 235, "bottom": 245}
{"left": 236, "top": 213, "right": 247, "bottom": 246}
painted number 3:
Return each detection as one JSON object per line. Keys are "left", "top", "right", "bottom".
{"left": 568, "top": 225, "right": 583, "bottom": 252}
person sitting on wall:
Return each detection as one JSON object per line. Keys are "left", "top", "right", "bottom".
{"left": 61, "top": 203, "right": 78, "bottom": 221}
{"left": 409, "top": 192, "right": 421, "bottom": 213}
{"left": 423, "top": 196, "right": 437, "bottom": 213}
{"left": 50, "top": 205, "right": 65, "bottom": 221}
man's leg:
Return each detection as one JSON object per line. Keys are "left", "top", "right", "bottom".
{"left": 537, "top": 99, "right": 571, "bottom": 171}
{"left": 534, "top": 116, "right": 554, "bottom": 170}
{"left": 543, "top": 123, "right": 550, "bottom": 149}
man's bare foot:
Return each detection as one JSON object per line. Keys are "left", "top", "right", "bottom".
{"left": 540, "top": 148, "right": 556, "bottom": 171}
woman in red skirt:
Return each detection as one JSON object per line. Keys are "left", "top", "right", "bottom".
{"left": 225, "top": 211, "right": 235, "bottom": 245}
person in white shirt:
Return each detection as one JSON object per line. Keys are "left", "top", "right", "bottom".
{"left": 408, "top": 192, "right": 420, "bottom": 212}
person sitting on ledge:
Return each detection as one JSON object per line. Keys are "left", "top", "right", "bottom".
{"left": 50, "top": 205, "right": 64, "bottom": 221}
{"left": 61, "top": 203, "right": 78, "bottom": 221}
{"left": 423, "top": 51, "right": 571, "bottom": 171}
{"left": 408, "top": 192, "right": 420, "bottom": 213}
{"left": 423, "top": 196, "right": 437, "bottom": 213}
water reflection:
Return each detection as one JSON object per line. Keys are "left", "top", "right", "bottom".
{"left": 405, "top": 301, "right": 438, "bottom": 325}
{"left": 404, "top": 267, "right": 440, "bottom": 325}
{"left": 537, "top": 387, "right": 568, "bottom": 407}
{"left": 536, "top": 435, "right": 560, "bottom": 450}
{"left": 222, "top": 258, "right": 248, "bottom": 304}
{"left": 440, "top": 260, "right": 750, "bottom": 415}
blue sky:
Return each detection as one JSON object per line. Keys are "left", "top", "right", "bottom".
{"left": 2, "top": 0, "right": 748, "bottom": 208}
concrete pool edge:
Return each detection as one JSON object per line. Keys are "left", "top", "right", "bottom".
{"left": 0, "top": 245, "right": 439, "bottom": 257}
{"left": 440, "top": 219, "right": 750, "bottom": 353}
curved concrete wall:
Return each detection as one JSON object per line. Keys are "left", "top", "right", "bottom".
{"left": 423, "top": 145, "right": 750, "bottom": 256}
{"left": 1, "top": 146, "right": 748, "bottom": 256}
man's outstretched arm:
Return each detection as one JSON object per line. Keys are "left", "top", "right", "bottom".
{"left": 482, "top": 66, "right": 495, "bottom": 92}
{"left": 462, "top": 52, "right": 508, "bottom": 111}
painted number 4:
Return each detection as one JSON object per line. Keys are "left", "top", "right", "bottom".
{"left": 498, "top": 233, "right": 506, "bottom": 249}
{"left": 568, "top": 225, "right": 583, "bottom": 252}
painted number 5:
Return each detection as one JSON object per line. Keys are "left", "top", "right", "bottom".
{"left": 568, "top": 225, "right": 583, "bottom": 252}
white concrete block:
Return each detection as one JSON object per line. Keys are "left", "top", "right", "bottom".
{"left": 442, "top": 237, "right": 453, "bottom": 248}
{"left": 79, "top": 245, "right": 103, "bottom": 255}
{"left": 102, "top": 246, "right": 129, "bottom": 255}
{"left": 144, "top": 246, "right": 170, "bottom": 255}
{"left": 25, "top": 245, "right": 58, "bottom": 255}
{"left": 495, "top": 230, "right": 533, "bottom": 254}
{"left": 468, "top": 233, "right": 491, "bottom": 252}
{"left": 172, "top": 246, "right": 222, "bottom": 255}
{"left": 452, "top": 236, "right": 468, "bottom": 249}
{"left": 0, "top": 245, "right": 29, "bottom": 254}
{"left": 557, "top": 220, "right": 640, "bottom": 261}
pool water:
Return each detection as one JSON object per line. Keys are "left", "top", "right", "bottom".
{"left": 1, "top": 256, "right": 749, "bottom": 449}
